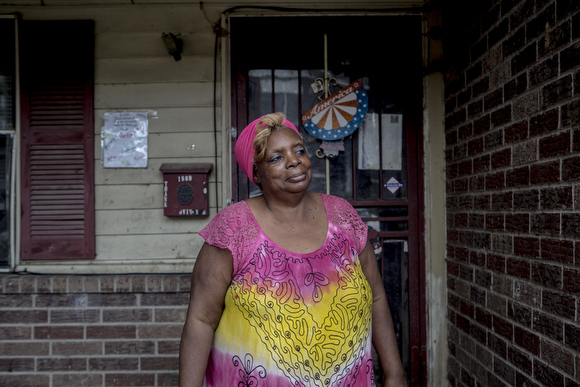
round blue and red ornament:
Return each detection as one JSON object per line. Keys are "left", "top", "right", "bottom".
{"left": 301, "top": 79, "right": 368, "bottom": 141}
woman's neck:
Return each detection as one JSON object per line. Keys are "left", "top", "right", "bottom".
{"left": 246, "top": 192, "right": 328, "bottom": 254}
{"left": 266, "top": 191, "right": 311, "bottom": 215}
{"left": 253, "top": 191, "right": 316, "bottom": 224}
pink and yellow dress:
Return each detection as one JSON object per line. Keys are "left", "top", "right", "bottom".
{"left": 199, "top": 193, "right": 374, "bottom": 387}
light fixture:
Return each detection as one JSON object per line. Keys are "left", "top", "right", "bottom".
{"left": 161, "top": 32, "right": 183, "bottom": 61}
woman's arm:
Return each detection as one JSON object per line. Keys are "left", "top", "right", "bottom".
{"left": 359, "top": 241, "right": 407, "bottom": 387}
{"left": 179, "top": 242, "right": 234, "bottom": 387}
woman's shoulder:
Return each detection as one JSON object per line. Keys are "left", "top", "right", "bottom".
{"left": 320, "top": 193, "right": 356, "bottom": 212}
{"left": 200, "top": 200, "right": 259, "bottom": 275}
{"left": 201, "top": 200, "right": 254, "bottom": 235}
{"left": 225, "top": 199, "right": 250, "bottom": 211}
{"left": 321, "top": 194, "right": 367, "bottom": 247}
{"left": 214, "top": 199, "right": 252, "bottom": 220}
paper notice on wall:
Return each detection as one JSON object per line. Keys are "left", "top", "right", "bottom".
{"left": 358, "top": 113, "right": 380, "bottom": 170}
{"left": 381, "top": 114, "right": 402, "bottom": 171}
{"left": 357, "top": 113, "right": 403, "bottom": 171}
{"left": 102, "top": 112, "right": 148, "bottom": 168}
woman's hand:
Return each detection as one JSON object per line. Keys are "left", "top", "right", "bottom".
{"left": 179, "top": 243, "right": 233, "bottom": 387}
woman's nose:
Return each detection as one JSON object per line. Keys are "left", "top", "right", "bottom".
{"left": 286, "top": 153, "right": 301, "bottom": 168}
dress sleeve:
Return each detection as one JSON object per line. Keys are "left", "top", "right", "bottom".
{"left": 199, "top": 201, "right": 257, "bottom": 275}
{"left": 324, "top": 194, "right": 368, "bottom": 254}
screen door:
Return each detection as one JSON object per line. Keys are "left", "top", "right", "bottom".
{"left": 231, "top": 16, "right": 426, "bottom": 386}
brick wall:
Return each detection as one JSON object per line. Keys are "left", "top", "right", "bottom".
{"left": 0, "top": 274, "right": 190, "bottom": 387}
{"left": 444, "top": 0, "right": 580, "bottom": 386}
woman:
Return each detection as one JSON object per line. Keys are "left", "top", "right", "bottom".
{"left": 179, "top": 113, "right": 407, "bottom": 387}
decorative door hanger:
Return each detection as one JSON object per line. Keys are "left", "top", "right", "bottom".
{"left": 301, "top": 79, "right": 368, "bottom": 141}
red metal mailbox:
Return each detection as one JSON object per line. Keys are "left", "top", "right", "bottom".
{"left": 159, "top": 163, "right": 213, "bottom": 217}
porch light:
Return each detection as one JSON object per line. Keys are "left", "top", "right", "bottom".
{"left": 161, "top": 32, "right": 182, "bottom": 61}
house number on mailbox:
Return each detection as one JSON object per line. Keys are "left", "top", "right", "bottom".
{"left": 159, "top": 164, "right": 212, "bottom": 217}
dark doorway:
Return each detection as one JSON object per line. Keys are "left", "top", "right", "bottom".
{"left": 231, "top": 16, "right": 425, "bottom": 386}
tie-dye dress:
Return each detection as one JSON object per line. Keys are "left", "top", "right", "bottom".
{"left": 199, "top": 193, "right": 374, "bottom": 387}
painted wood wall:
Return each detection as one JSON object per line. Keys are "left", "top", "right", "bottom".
{"left": 93, "top": 6, "right": 223, "bottom": 271}
{"left": 2, "top": 3, "right": 221, "bottom": 272}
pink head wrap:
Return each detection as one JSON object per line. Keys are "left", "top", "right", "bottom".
{"left": 235, "top": 115, "right": 300, "bottom": 184}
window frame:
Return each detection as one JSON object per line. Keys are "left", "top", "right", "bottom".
{"left": 0, "top": 15, "right": 18, "bottom": 270}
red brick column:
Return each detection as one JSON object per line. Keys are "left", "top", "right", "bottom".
{"left": 444, "top": 0, "right": 580, "bottom": 385}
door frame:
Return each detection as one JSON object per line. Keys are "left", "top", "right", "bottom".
{"left": 227, "top": 14, "right": 429, "bottom": 386}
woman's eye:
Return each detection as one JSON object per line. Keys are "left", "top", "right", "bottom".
{"left": 269, "top": 155, "right": 282, "bottom": 163}
{"left": 296, "top": 147, "right": 305, "bottom": 155}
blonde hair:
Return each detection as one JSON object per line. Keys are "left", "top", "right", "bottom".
{"left": 252, "top": 112, "right": 290, "bottom": 164}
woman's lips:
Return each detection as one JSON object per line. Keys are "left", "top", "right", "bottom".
{"left": 286, "top": 171, "right": 307, "bottom": 182}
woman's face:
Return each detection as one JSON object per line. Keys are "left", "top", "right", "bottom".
{"left": 253, "top": 127, "right": 312, "bottom": 196}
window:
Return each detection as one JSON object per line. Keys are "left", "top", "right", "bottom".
{"left": 20, "top": 20, "right": 95, "bottom": 261}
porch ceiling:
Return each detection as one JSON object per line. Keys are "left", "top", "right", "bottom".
{"left": 0, "top": 0, "right": 431, "bottom": 9}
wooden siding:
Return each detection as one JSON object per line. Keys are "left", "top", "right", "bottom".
{"left": 91, "top": 8, "right": 220, "bottom": 265}
{"left": 1, "top": 4, "right": 223, "bottom": 270}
